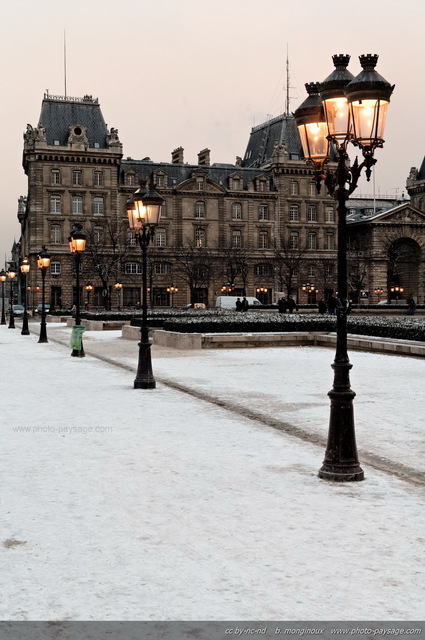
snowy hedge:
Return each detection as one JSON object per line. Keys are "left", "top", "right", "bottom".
{"left": 157, "top": 312, "right": 425, "bottom": 342}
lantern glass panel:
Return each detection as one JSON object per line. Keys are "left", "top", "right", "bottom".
{"left": 323, "top": 97, "right": 352, "bottom": 143}
{"left": 350, "top": 99, "right": 389, "bottom": 147}
{"left": 298, "top": 122, "right": 329, "bottom": 164}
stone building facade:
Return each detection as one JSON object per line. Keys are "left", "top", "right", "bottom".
{"left": 18, "top": 93, "right": 340, "bottom": 310}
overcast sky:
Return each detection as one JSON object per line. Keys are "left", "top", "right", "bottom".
{"left": 1, "top": 0, "right": 424, "bottom": 263}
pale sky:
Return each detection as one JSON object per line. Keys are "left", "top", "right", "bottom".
{"left": 1, "top": 0, "right": 424, "bottom": 263}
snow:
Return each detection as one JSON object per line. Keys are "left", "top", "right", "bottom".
{"left": 1, "top": 322, "right": 424, "bottom": 621}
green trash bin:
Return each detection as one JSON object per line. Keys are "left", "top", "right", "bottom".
{"left": 69, "top": 325, "right": 86, "bottom": 352}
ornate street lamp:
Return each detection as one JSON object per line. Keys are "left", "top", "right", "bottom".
{"left": 295, "top": 54, "right": 394, "bottom": 482}
{"left": 0, "top": 269, "right": 6, "bottom": 325}
{"left": 85, "top": 283, "right": 93, "bottom": 310}
{"left": 114, "top": 282, "right": 123, "bottom": 310}
{"left": 7, "top": 264, "right": 18, "bottom": 329}
{"left": 166, "top": 285, "right": 178, "bottom": 308}
{"left": 69, "top": 224, "right": 87, "bottom": 357}
{"left": 20, "top": 257, "right": 30, "bottom": 335}
{"left": 127, "top": 182, "right": 164, "bottom": 389}
{"left": 37, "top": 247, "right": 50, "bottom": 343}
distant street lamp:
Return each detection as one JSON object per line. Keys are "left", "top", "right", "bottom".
{"left": 114, "top": 282, "right": 123, "bottom": 310}
{"left": 85, "top": 283, "right": 93, "bottom": 310}
{"left": 20, "top": 257, "right": 30, "bottom": 335}
{"left": 7, "top": 264, "right": 18, "bottom": 329}
{"left": 390, "top": 286, "right": 403, "bottom": 304}
{"left": 69, "top": 224, "right": 87, "bottom": 357}
{"left": 127, "top": 182, "right": 164, "bottom": 389}
{"left": 37, "top": 247, "right": 51, "bottom": 343}
{"left": 295, "top": 53, "right": 394, "bottom": 481}
{"left": 374, "top": 287, "right": 384, "bottom": 303}
{"left": 166, "top": 285, "right": 178, "bottom": 307}
{"left": 0, "top": 269, "right": 6, "bottom": 325}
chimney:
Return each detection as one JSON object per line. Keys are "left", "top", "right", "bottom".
{"left": 198, "top": 148, "right": 210, "bottom": 166}
{"left": 172, "top": 147, "right": 184, "bottom": 164}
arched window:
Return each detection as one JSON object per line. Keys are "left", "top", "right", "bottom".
{"left": 308, "top": 232, "right": 317, "bottom": 250}
{"left": 307, "top": 205, "right": 317, "bottom": 221}
{"left": 290, "top": 180, "right": 299, "bottom": 196}
{"left": 325, "top": 207, "right": 335, "bottom": 223}
{"left": 289, "top": 205, "right": 299, "bottom": 221}
{"left": 259, "top": 204, "right": 269, "bottom": 220}
{"left": 258, "top": 231, "right": 269, "bottom": 249}
{"left": 326, "top": 232, "right": 335, "bottom": 250}
{"left": 289, "top": 232, "right": 299, "bottom": 249}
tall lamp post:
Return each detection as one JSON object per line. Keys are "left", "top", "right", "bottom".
{"left": 7, "top": 264, "right": 18, "bottom": 329}
{"left": 37, "top": 247, "right": 51, "bottom": 343}
{"left": 0, "top": 269, "right": 6, "bottom": 325}
{"left": 295, "top": 54, "right": 394, "bottom": 481}
{"left": 114, "top": 282, "right": 122, "bottom": 310}
{"left": 85, "top": 283, "right": 93, "bottom": 310}
{"left": 127, "top": 183, "right": 164, "bottom": 389}
{"left": 20, "top": 257, "right": 30, "bottom": 335}
{"left": 69, "top": 224, "right": 87, "bottom": 357}
{"left": 166, "top": 285, "right": 178, "bottom": 308}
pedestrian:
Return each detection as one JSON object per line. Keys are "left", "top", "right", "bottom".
{"left": 235, "top": 297, "right": 243, "bottom": 312}
{"left": 327, "top": 295, "right": 337, "bottom": 316}
{"left": 287, "top": 296, "right": 296, "bottom": 313}
{"left": 346, "top": 299, "right": 352, "bottom": 315}
{"left": 318, "top": 298, "right": 327, "bottom": 314}
{"left": 241, "top": 297, "right": 249, "bottom": 312}
{"left": 278, "top": 297, "right": 287, "bottom": 313}
{"left": 407, "top": 294, "right": 416, "bottom": 315}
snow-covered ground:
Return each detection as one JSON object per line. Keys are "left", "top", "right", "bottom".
{"left": 1, "top": 322, "right": 424, "bottom": 621}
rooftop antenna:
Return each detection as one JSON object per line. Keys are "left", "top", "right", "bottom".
{"left": 285, "top": 45, "right": 296, "bottom": 116}
{"left": 64, "top": 30, "right": 67, "bottom": 98}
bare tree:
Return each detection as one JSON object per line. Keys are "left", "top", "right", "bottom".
{"left": 84, "top": 217, "right": 130, "bottom": 310}
{"left": 273, "top": 235, "right": 308, "bottom": 298}
{"left": 313, "top": 258, "right": 337, "bottom": 299}
{"left": 347, "top": 249, "right": 371, "bottom": 303}
{"left": 173, "top": 243, "right": 217, "bottom": 305}
{"left": 216, "top": 242, "right": 251, "bottom": 294}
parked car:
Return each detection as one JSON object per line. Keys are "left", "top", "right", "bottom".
{"left": 10, "top": 304, "right": 25, "bottom": 316}
{"left": 180, "top": 303, "right": 207, "bottom": 310}
{"left": 35, "top": 303, "right": 50, "bottom": 314}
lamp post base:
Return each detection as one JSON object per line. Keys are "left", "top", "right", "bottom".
{"left": 134, "top": 329, "right": 156, "bottom": 389}
{"left": 21, "top": 315, "right": 30, "bottom": 335}
{"left": 319, "top": 365, "right": 364, "bottom": 482}
{"left": 134, "top": 377, "right": 156, "bottom": 389}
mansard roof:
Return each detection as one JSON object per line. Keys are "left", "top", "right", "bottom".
{"left": 417, "top": 156, "right": 425, "bottom": 180}
{"left": 241, "top": 113, "right": 304, "bottom": 168}
{"left": 121, "top": 160, "right": 276, "bottom": 191}
{"left": 38, "top": 93, "right": 108, "bottom": 148}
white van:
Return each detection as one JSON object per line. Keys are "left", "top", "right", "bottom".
{"left": 215, "top": 296, "right": 263, "bottom": 310}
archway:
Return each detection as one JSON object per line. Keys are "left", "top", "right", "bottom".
{"left": 387, "top": 238, "right": 421, "bottom": 301}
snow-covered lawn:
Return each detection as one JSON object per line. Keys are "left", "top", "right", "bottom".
{"left": 1, "top": 323, "right": 424, "bottom": 620}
